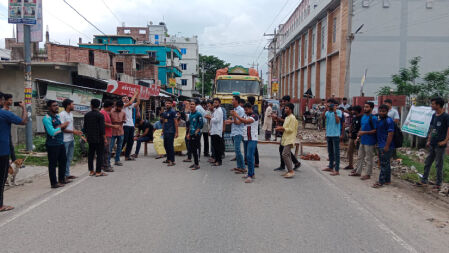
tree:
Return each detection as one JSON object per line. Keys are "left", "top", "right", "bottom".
{"left": 196, "top": 54, "right": 230, "bottom": 96}
{"left": 419, "top": 68, "right": 449, "bottom": 99}
{"left": 391, "top": 57, "right": 421, "bottom": 97}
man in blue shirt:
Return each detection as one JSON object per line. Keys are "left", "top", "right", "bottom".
{"left": 373, "top": 104, "right": 395, "bottom": 188}
{"left": 43, "top": 100, "right": 70, "bottom": 188}
{"left": 187, "top": 100, "right": 204, "bottom": 170}
{"left": 226, "top": 95, "right": 246, "bottom": 173}
{"left": 0, "top": 100, "right": 27, "bottom": 212}
{"left": 161, "top": 99, "right": 178, "bottom": 166}
{"left": 322, "top": 99, "right": 342, "bottom": 176}
{"left": 350, "top": 102, "right": 377, "bottom": 180}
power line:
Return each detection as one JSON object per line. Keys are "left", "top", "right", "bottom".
{"left": 62, "top": 0, "right": 106, "bottom": 35}
{"left": 101, "top": 0, "right": 121, "bottom": 24}
{"left": 47, "top": 11, "right": 91, "bottom": 40}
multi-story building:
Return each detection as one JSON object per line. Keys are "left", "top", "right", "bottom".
{"left": 148, "top": 22, "right": 169, "bottom": 45}
{"left": 268, "top": 0, "right": 449, "bottom": 100}
{"left": 79, "top": 35, "right": 183, "bottom": 94}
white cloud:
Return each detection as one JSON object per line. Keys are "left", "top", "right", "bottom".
{"left": 0, "top": 0, "right": 301, "bottom": 78}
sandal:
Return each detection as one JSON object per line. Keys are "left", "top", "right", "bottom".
{"left": 0, "top": 206, "right": 14, "bottom": 212}
{"left": 360, "top": 175, "right": 371, "bottom": 180}
{"left": 372, "top": 182, "right": 384, "bottom": 188}
{"left": 349, "top": 172, "right": 361, "bottom": 177}
{"left": 183, "top": 159, "right": 192, "bottom": 163}
{"left": 322, "top": 167, "right": 332, "bottom": 172}
{"left": 95, "top": 172, "right": 108, "bottom": 177}
{"left": 89, "top": 171, "right": 95, "bottom": 176}
{"left": 167, "top": 162, "right": 176, "bottom": 166}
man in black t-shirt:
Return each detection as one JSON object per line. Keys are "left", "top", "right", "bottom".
{"left": 132, "top": 118, "right": 154, "bottom": 158}
{"left": 418, "top": 97, "right": 449, "bottom": 190}
{"left": 344, "top": 105, "right": 363, "bottom": 171}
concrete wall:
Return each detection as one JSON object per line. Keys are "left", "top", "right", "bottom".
{"left": 350, "top": 0, "right": 449, "bottom": 97}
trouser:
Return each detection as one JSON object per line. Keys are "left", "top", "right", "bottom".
{"left": 355, "top": 144, "right": 375, "bottom": 176}
{"left": 163, "top": 132, "right": 175, "bottom": 162}
{"left": 378, "top": 148, "right": 393, "bottom": 184}
{"left": 186, "top": 136, "right": 191, "bottom": 159}
{"left": 233, "top": 135, "right": 245, "bottom": 169}
{"left": 64, "top": 140, "right": 75, "bottom": 177}
{"left": 244, "top": 142, "right": 259, "bottom": 165}
{"left": 347, "top": 138, "right": 356, "bottom": 167}
{"left": 110, "top": 135, "right": 124, "bottom": 162}
{"left": 211, "top": 134, "right": 223, "bottom": 164}
{"left": 103, "top": 137, "right": 111, "bottom": 169}
{"left": 202, "top": 132, "right": 209, "bottom": 155}
{"left": 244, "top": 140, "right": 257, "bottom": 177}
{"left": 88, "top": 142, "right": 103, "bottom": 173}
{"left": 9, "top": 136, "right": 16, "bottom": 162}
{"left": 123, "top": 126, "right": 135, "bottom": 158}
{"left": 327, "top": 136, "right": 341, "bottom": 171}
{"left": 135, "top": 136, "right": 152, "bottom": 156}
{"left": 0, "top": 155, "right": 9, "bottom": 207}
{"left": 265, "top": 130, "right": 272, "bottom": 140}
{"left": 282, "top": 144, "right": 294, "bottom": 171}
{"left": 279, "top": 145, "right": 299, "bottom": 169}
{"left": 422, "top": 145, "right": 445, "bottom": 186}
{"left": 46, "top": 144, "right": 67, "bottom": 186}
{"left": 190, "top": 134, "right": 201, "bottom": 165}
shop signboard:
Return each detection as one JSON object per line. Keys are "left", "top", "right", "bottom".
{"left": 107, "top": 80, "right": 161, "bottom": 100}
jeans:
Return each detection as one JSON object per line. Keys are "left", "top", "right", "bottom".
{"left": 245, "top": 140, "right": 257, "bottom": 177}
{"left": 233, "top": 135, "right": 245, "bottom": 169}
{"left": 211, "top": 135, "right": 224, "bottom": 164}
{"left": 202, "top": 132, "right": 209, "bottom": 155}
{"left": 282, "top": 144, "right": 294, "bottom": 171}
{"left": 422, "top": 145, "right": 445, "bottom": 186}
{"left": 279, "top": 145, "right": 299, "bottom": 169}
{"left": 186, "top": 136, "right": 192, "bottom": 159}
{"left": 123, "top": 126, "right": 135, "bottom": 158}
{"left": 355, "top": 144, "right": 375, "bottom": 176}
{"left": 190, "top": 134, "right": 201, "bottom": 165}
{"left": 88, "top": 142, "right": 103, "bottom": 173}
{"left": 135, "top": 136, "right": 152, "bottom": 156}
{"left": 64, "top": 141, "right": 75, "bottom": 177}
{"left": 110, "top": 135, "right": 124, "bottom": 162}
{"left": 0, "top": 155, "right": 9, "bottom": 206}
{"left": 378, "top": 148, "right": 393, "bottom": 184}
{"left": 46, "top": 144, "right": 67, "bottom": 186}
{"left": 244, "top": 142, "right": 259, "bottom": 165}
{"left": 164, "top": 132, "right": 175, "bottom": 162}
{"left": 9, "top": 136, "right": 16, "bottom": 162}
{"left": 326, "top": 136, "right": 340, "bottom": 171}
{"left": 103, "top": 137, "right": 111, "bottom": 169}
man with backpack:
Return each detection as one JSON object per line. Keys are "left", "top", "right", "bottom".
{"left": 372, "top": 104, "right": 395, "bottom": 188}
{"left": 350, "top": 102, "right": 377, "bottom": 180}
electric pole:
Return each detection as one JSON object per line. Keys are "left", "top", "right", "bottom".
{"left": 24, "top": 24, "right": 33, "bottom": 151}
{"left": 344, "top": 0, "right": 354, "bottom": 98}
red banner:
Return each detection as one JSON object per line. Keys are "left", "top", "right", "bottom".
{"left": 106, "top": 80, "right": 160, "bottom": 100}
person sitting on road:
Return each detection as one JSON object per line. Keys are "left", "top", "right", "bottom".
{"left": 132, "top": 118, "right": 154, "bottom": 159}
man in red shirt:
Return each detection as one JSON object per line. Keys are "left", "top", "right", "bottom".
{"left": 101, "top": 100, "right": 118, "bottom": 172}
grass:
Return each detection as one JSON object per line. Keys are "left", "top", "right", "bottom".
{"left": 398, "top": 150, "right": 449, "bottom": 184}
{"left": 15, "top": 134, "right": 85, "bottom": 167}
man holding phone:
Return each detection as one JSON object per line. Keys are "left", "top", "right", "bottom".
{"left": 322, "top": 99, "right": 342, "bottom": 176}
{"left": 1, "top": 94, "right": 19, "bottom": 162}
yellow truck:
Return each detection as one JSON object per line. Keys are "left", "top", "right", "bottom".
{"left": 212, "top": 65, "right": 262, "bottom": 114}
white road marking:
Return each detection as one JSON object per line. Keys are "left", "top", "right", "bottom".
{"left": 308, "top": 162, "right": 418, "bottom": 253}
{"left": 0, "top": 175, "right": 89, "bottom": 228}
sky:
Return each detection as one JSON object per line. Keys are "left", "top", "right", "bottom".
{"left": 0, "top": 0, "right": 302, "bottom": 80}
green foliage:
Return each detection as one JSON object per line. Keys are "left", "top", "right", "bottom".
{"left": 397, "top": 152, "right": 449, "bottom": 183}
{"left": 419, "top": 68, "right": 449, "bottom": 99}
{"left": 391, "top": 57, "right": 421, "bottom": 96}
{"left": 376, "top": 86, "right": 394, "bottom": 96}
{"left": 196, "top": 54, "right": 230, "bottom": 96}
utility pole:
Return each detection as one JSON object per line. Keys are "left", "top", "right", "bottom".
{"left": 201, "top": 64, "right": 205, "bottom": 98}
{"left": 24, "top": 24, "right": 33, "bottom": 151}
{"left": 344, "top": 0, "right": 354, "bottom": 98}
{"left": 264, "top": 29, "right": 278, "bottom": 98}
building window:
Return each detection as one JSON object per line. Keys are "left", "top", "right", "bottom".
{"left": 298, "top": 41, "right": 301, "bottom": 65}
{"left": 155, "top": 35, "right": 159, "bottom": 40}
{"left": 383, "top": 0, "right": 390, "bottom": 8}
{"left": 362, "top": 0, "right": 370, "bottom": 7}
{"left": 332, "top": 17, "right": 337, "bottom": 43}
{"left": 321, "top": 24, "right": 325, "bottom": 49}
{"left": 118, "top": 50, "right": 129, "bottom": 54}
{"left": 304, "top": 36, "right": 308, "bottom": 62}
{"left": 139, "top": 29, "right": 147, "bottom": 34}
{"left": 116, "top": 62, "right": 124, "bottom": 73}
{"left": 181, "top": 79, "right": 188, "bottom": 86}
{"left": 124, "top": 29, "right": 131, "bottom": 34}
{"left": 181, "top": 63, "right": 187, "bottom": 70}
{"left": 88, "top": 50, "right": 94, "bottom": 65}
{"left": 312, "top": 32, "right": 315, "bottom": 56}
{"left": 426, "top": 0, "right": 433, "bottom": 9}
{"left": 147, "top": 51, "right": 156, "bottom": 58}
{"left": 181, "top": 48, "right": 187, "bottom": 55}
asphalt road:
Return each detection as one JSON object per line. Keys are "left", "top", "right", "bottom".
{"left": 0, "top": 144, "right": 420, "bottom": 253}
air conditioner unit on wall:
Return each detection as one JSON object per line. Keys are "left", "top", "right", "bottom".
{"left": 426, "top": 0, "right": 433, "bottom": 9}
{"left": 383, "top": 0, "right": 390, "bottom": 8}
{"left": 362, "top": 0, "right": 370, "bottom": 8}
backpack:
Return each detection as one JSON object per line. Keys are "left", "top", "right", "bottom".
{"left": 382, "top": 118, "right": 403, "bottom": 148}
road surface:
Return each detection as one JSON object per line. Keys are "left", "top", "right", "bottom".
{"left": 0, "top": 144, "right": 446, "bottom": 252}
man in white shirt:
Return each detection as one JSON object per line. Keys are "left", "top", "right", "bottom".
{"left": 384, "top": 99, "right": 400, "bottom": 124}
{"left": 122, "top": 90, "right": 140, "bottom": 161}
{"left": 59, "top": 99, "right": 83, "bottom": 181}
{"left": 339, "top": 97, "right": 351, "bottom": 113}
{"left": 205, "top": 98, "right": 223, "bottom": 166}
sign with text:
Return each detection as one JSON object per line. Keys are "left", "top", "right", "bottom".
{"left": 45, "top": 84, "right": 103, "bottom": 112}
{"left": 107, "top": 80, "right": 161, "bottom": 100}
{"left": 8, "top": 0, "right": 38, "bottom": 25}
{"left": 17, "top": 0, "right": 43, "bottom": 42}
{"left": 402, "top": 106, "right": 435, "bottom": 138}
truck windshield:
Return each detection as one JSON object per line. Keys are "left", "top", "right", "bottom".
{"left": 216, "top": 79, "right": 259, "bottom": 94}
